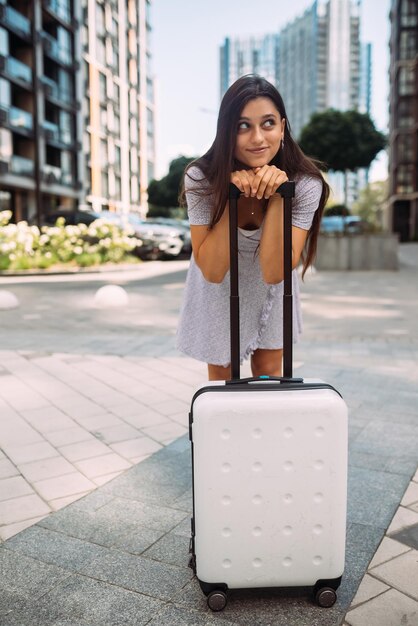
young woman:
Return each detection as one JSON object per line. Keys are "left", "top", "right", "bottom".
{"left": 177, "top": 75, "right": 329, "bottom": 381}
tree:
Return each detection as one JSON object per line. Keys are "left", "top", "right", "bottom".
{"left": 351, "top": 180, "right": 388, "bottom": 230}
{"left": 147, "top": 155, "right": 196, "bottom": 216}
{"left": 299, "top": 109, "right": 387, "bottom": 206}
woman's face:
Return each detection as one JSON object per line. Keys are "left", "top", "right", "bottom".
{"left": 234, "top": 97, "right": 285, "bottom": 169}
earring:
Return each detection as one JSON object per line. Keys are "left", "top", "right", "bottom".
{"left": 282, "top": 137, "right": 285, "bottom": 148}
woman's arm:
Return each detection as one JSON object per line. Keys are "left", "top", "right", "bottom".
{"left": 259, "top": 195, "right": 309, "bottom": 284}
{"left": 190, "top": 207, "right": 230, "bottom": 283}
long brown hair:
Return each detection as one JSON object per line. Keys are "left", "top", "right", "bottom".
{"left": 180, "top": 74, "right": 329, "bottom": 277}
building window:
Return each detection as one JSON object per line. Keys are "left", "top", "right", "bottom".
{"left": 131, "top": 175, "right": 139, "bottom": 202}
{"left": 0, "top": 128, "right": 12, "bottom": 160}
{"left": 397, "top": 134, "right": 415, "bottom": 163}
{"left": 129, "top": 117, "right": 138, "bottom": 144}
{"left": 114, "top": 175, "right": 121, "bottom": 200}
{"left": 59, "top": 110, "right": 73, "bottom": 145}
{"left": 130, "top": 147, "right": 138, "bottom": 173}
{"left": 396, "top": 164, "right": 414, "bottom": 194}
{"left": 96, "top": 2, "right": 105, "bottom": 36}
{"left": 129, "top": 59, "right": 138, "bottom": 85}
{"left": 99, "top": 72, "right": 106, "bottom": 102}
{"left": 100, "top": 105, "right": 107, "bottom": 131}
{"left": 400, "top": 30, "right": 417, "bottom": 60}
{"left": 129, "top": 89, "right": 137, "bottom": 115}
{"left": 398, "top": 66, "right": 415, "bottom": 95}
{"left": 96, "top": 38, "right": 106, "bottom": 65}
{"left": 101, "top": 171, "right": 108, "bottom": 197}
{"left": 397, "top": 98, "right": 415, "bottom": 128}
{"left": 400, "top": 0, "right": 418, "bottom": 27}
{"left": 100, "top": 139, "right": 108, "bottom": 166}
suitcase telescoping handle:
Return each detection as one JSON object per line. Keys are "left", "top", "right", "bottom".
{"left": 228, "top": 180, "right": 296, "bottom": 381}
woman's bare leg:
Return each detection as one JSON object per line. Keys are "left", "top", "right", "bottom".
{"left": 251, "top": 348, "right": 283, "bottom": 377}
{"left": 208, "top": 363, "right": 231, "bottom": 381}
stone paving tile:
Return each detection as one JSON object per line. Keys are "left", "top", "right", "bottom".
{"left": 370, "top": 549, "right": 418, "bottom": 601}
{"left": 1, "top": 574, "right": 165, "bottom": 626}
{"left": 74, "top": 413, "right": 123, "bottom": 431}
{"left": 0, "top": 516, "right": 49, "bottom": 542}
{"left": 387, "top": 506, "right": 418, "bottom": 534}
{"left": 74, "top": 453, "right": 132, "bottom": 479}
{"left": 110, "top": 436, "right": 162, "bottom": 460}
{"left": 18, "top": 456, "right": 75, "bottom": 483}
{"left": 33, "top": 472, "right": 96, "bottom": 501}
{"left": 0, "top": 494, "right": 51, "bottom": 526}
{"left": 368, "top": 536, "right": 411, "bottom": 569}
{"left": 3, "top": 441, "right": 58, "bottom": 465}
{"left": 0, "top": 546, "right": 70, "bottom": 618}
{"left": 49, "top": 492, "right": 92, "bottom": 512}
{"left": 0, "top": 458, "right": 19, "bottom": 479}
{"left": 0, "top": 476, "right": 33, "bottom": 501}
{"left": 401, "top": 481, "right": 418, "bottom": 506}
{"left": 122, "top": 407, "right": 171, "bottom": 429}
{"left": 147, "top": 604, "right": 237, "bottom": 626}
{"left": 349, "top": 573, "right": 390, "bottom": 608}
{"left": 58, "top": 439, "right": 112, "bottom": 462}
{"left": 345, "top": 588, "right": 418, "bottom": 626}
{"left": 141, "top": 421, "right": 188, "bottom": 444}
{"left": 79, "top": 549, "right": 194, "bottom": 602}
{"left": 91, "top": 423, "right": 142, "bottom": 444}
{"left": 92, "top": 471, "right": 125, "bottom": 486}
{"left": 5, "top": 525, "right": 109, "bottom": 571}
{"left": 19, "top": 406, "right": 76, "bottom": 433}
{"left": 391, "top": 523, "right": 418, "bottom": 551}
{"left": 43, "top": 425, "right": 95, "bottom": 447}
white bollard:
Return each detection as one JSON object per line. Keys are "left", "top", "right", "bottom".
{"left": 0, "top": 290, "right": 19, "bottom": 310}
{"left": 94, "top": 284, "right": 129, "bottom": 308}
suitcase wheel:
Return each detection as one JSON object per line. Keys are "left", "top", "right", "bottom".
{"left": 207, "top": 590, "right": 228, "bottom": 612}
{"left": 315, "top": 586, "right": 337, "bottom": 608}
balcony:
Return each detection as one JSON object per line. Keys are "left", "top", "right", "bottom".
{"left": 0, "top": 3, "right": 31, "bottom": 39}
{"left": 43, "top": 163, "right": 73, "bottom": 186}
{"left": 42, "top": 75, "right": 74, "bottom": 107}
{"left": 42, "top": 31, "right": 72, "bottom": 66}
{"left": 11, "top": 155, "right": 35, "bottom": 176}
{"left": 0, "top": 55, "right": 32, "bottom": 86}
{"left": 43, "top": 0, "right": 71, "bottom": 25}
{"left": 43, "top": 120, "right": 73, "bottom": 146}
{"left": 0, "top": 104, "right": 33, "bottom": 133}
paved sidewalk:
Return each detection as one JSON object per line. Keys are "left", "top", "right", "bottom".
{"left": 0, "top": 245, "right": 417, "bottom": 625}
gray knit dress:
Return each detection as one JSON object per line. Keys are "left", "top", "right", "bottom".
{"left": 176, "top": 166, "right": 322, "bottom": 367}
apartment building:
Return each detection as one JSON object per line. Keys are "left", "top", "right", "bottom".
{"left": 0, "top": 0, "right": 83, "bottom": 222}
{"left": 82, "top": 0, "right": 155, "bottom": 215}
{"left": 388, "top": 0, "right": 418, "bottom": 241}
{"left": 0, "top": 0, "right": 155, "bottom": 222}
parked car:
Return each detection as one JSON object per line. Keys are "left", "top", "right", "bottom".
{"left": 144, "top": 217, "right": 192, "bottom": 257}
{"left": 320, "top": 215, "right": 370, "bottom": 234}
{"left": 121, "top": 214, "right": 185, "bottom": 259}
{"left": 41, "top": 209, "right": 158, "bottom": 260}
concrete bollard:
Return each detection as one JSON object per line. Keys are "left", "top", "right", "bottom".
{"left": 94, "top": 285, "right": 129, "bottom": 307}
{"left": 0, "top": 290, "right": 19, "bottom": 310}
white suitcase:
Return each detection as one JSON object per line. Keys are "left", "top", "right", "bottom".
{"left": 188, "top": 182, "right": 348, "bottom": 611}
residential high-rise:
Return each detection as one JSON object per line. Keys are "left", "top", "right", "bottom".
{"left": 0, "top": 0, "right": 155, "bottom": 222}
{"left": 388, "top": 0, "right": 418, "bottom": 241}
{"left": 219, "top": 0, "right": 372, "bottom": 205}
{"left": 82, "top": 0, "right": 155, "bottom": 215}
{"left": 0, "top": 0, "right": 84, "bottom": 222}
{"left": 220, "top": 34, "right": 279, "bottom": 100}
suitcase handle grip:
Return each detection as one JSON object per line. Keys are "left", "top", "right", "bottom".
{"left": 225, "top": 375, "right": 303, "bottom": 386}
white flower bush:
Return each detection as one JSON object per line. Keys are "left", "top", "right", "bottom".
{"left": 0, "top": 211, "right": 142, "bottom": 271}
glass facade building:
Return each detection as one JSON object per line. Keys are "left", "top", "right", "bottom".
{"left": 388, "top": 0, "right": 418, "bottom": 241}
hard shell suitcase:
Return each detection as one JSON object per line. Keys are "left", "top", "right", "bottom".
{"left": 189, "top": 182, "right": 348, "bottom": 611}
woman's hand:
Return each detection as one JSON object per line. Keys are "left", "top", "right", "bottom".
{"left": 230, "top": 170, "right": 256, "bottom": 198}
{"left": 231, "top": 166, "right": 288, "bottom": 199}
{"left": 251, "top": 166, "right": 288, "bottom": 199}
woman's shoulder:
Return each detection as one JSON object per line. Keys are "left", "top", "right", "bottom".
{"left": 185, "top": 164, "right": 210, "bottom": 191}
{"left": 294, "top": 173, "right": 323, "bottom": 198}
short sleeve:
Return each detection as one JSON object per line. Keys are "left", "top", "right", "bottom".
{"left": 185, "top": 166, "right": 214, "bottom": 226}
{"left": 292, "top": 176, "right": 323, "bottom": 230}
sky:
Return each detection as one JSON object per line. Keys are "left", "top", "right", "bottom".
{"left": 152, "top": 0, "right": 391, "bottom": 181}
